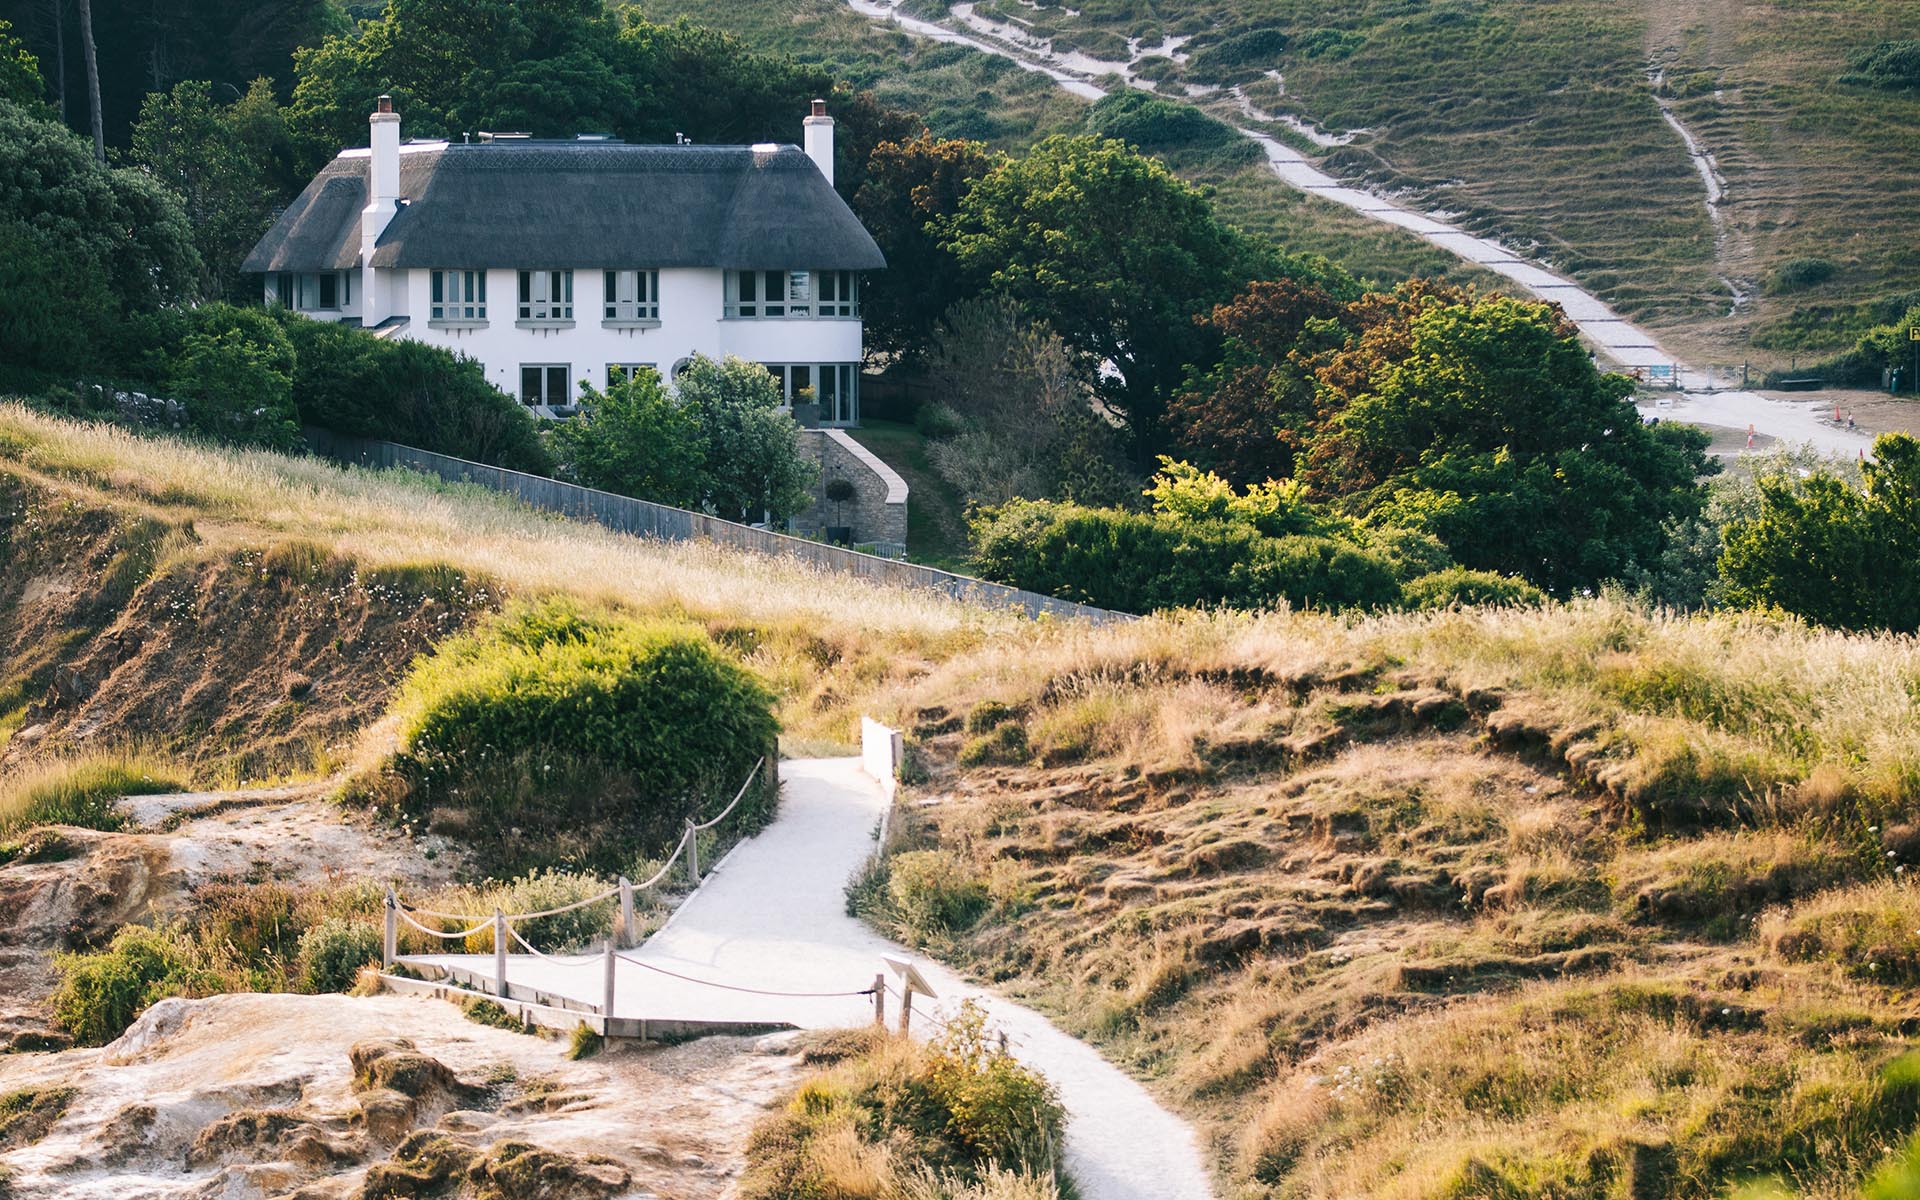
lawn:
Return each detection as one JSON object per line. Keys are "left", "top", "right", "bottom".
{"left": 848, "top": 418, "right": 974, "bottom": 571}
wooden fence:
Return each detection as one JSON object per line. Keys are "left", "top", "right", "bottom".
{"left": 305, "top": 429, "right": 1121, "bottom": 623}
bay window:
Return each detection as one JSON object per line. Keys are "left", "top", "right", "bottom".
{"left": 726, "top": 270, "right": 860, "bottom": 319}
{"left": 518, "top": 269, "right": 573, "bottom": 322}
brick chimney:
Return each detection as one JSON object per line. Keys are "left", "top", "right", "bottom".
{"left": 361, "top": 94, "right": 401, "bottom": 322}
{"left": 803, "top": 98, "right": 834, "bottom": 187}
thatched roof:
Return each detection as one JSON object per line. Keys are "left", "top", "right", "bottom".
{"left": 242, "top": 141, "right": 885, "bottom": 274}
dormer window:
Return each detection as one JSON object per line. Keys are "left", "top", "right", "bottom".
{"left": 604, "top": 270, "right": 660, "bottom": 323}
{"left": 518, "top": 270, "right": 573, "bottom": 323}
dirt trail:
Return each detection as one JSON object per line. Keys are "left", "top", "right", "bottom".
{"left": 840, "top": 0, "right": 1877, "bottom": 457}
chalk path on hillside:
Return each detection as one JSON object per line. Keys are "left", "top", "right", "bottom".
{"left": 407, "top": 759, "right": 1216, "bottom": 1200}
{"left": 839, "top": 0, "right": 1876, "bottom": 459}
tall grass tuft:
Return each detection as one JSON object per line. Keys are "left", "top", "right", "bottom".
{"left": 0, "top": 751, "right": 187, "bottom": 835}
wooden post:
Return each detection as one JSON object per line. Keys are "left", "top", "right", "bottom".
{"left": 998, "top": 1030, "right": 1010, "bottom": 1057}
{"left": 493, "top": 910, "right": 509, "bottom": 998}
{"left": 872, "top": 973, "right": 886, "bottom": 1028}
{"left": 686, "top": 820, "right": 700, "bottom": 885}
{"left": 618, "top": 876, "right": 634, "bottom": 948}
{"left": 898, "top": 987, "right": 914, "bottom": 1036}
{"left": 382, "top": 890, "right": 397, "bottom": 968}
{"left": 602, "top": 937, "right": 617, "bottom": 1029}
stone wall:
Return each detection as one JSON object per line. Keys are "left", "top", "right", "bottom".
{"left": 790, "top": 429, "right": 909, "bottom": 556}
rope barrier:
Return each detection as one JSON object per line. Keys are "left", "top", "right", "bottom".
{"left": 612, "top": 948, "right": 877, "bottom": 999}
{"left": 389, "top": 756, "right": 765, "bottom": 922}
{"left": 394, "top": 907, "right": 493, "bottom": 941}
{"left": 506, "top": 923, "right": 606, "bottom": 967}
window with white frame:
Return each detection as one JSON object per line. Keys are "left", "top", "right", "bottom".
{"left": 816, "top": 270, "right": 858, "bottom": 317}
{"left": 606, "top": 363, "right": 658, "bottom": 387}
{"left": 603, "top": 270, "right": 660, "bottom": 322}
{"left": 727, "top": 271, "right": 858, "bottom": 318}
{"left": 518, "top": 269, "right": 573, "bottom": 321}
{"left": 272, "top": 271, "right": 352, "bottom": 312}
{"left": 519, "top": 363, "right": 572, "bottom": 408}
{"left": 430, "top": 270, "right": 487, "bottom": 321}
{"left": 759, "top": 363, "right": 860, "bottom": 424}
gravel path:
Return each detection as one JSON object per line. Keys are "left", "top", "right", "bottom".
{"left": 407, "top": 759, "right": 1217, "bottom": 1200}
{"left": 837, "top": 0, "right": 1878, "bottom": 458}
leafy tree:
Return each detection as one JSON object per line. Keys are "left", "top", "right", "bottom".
{"left": 851, "top": 131, "right": 997, "bottom": 364}
{"left": 1164, "top": 278, "right": 1347, "bottom": 485}
{"left": 1302, "top": 292, "right": 1712, "bottom": 591}
{"left": 674, "top": 355, "right": 818, "bottom": 524}
{"left": 287, "top": 3, "right": 828, "bottom": 170}
{"left": 0, "top": 19, "right": 46, "bottom": 109}
{"left": 0, "top": 96, "right": 196, "bottom": 378}
{"left": 942, "top": 134, "right": 1276, "bottom": 458}
{"left": 1719, "top": 434, "right": 1920, "bottom": 632}
{"left": 165, "top": 315, "right": 299, "bottom": 450}
{"left": 921, "top": 296, "right": 1131, "bottom": 507}
{"left": 547, "top": 368, "right": 703, "bottom": 507}
{"left": 130, "top": 79, "right": 281, "bottom": 300}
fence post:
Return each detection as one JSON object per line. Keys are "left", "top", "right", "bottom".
{"left": 603, "top": 937, "right": 617, "bottom": 1030}
{"left": 898, "top": 988, "right": 914, "bottom": 1036}
{"left": 382, "top": 889, "right": 397, "bottom": 969}
{"left": 493, "top": 910, "right": 509, "bottom": 998}
{"left": 686, "top": 820, "right": 700, "bottom": 885}
{"left": 872, "top": 973, "right": 886, "bottom": 1028}
{"left": 618, "top": 876, "right": 634, "bottom": 948}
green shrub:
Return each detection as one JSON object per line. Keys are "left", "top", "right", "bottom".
{"left": 163, "top": 306, "right": 299, "bottom": 450}
{"left": 1087, "top": 90, "right": 1259, "bottom": 169}
{"left": 970, "top": 499, "right": 1402, "bottom": 614}
{"left": 1294, "top": 28, "right": 1366, "bottom": 60}
{"left": 295, "top": 916, "right": 381, "bottom": 993}
{"left": 917, "top": 402, "right": 966, "bottom": 440}
{"left": 966, "top": 700, "right": 1024, "bottom": 734}
{"left": 1769, "top": 258, "right": 1838, "bottom": 294}
{"left": 960, "top": 722, "right": 1030, "bottom": 768}
{"left": 1842, "top": 41, "right": 1920, "bottom": 92}
{"left": 568, "top": 1021, "right": 603, "bottom": 1060}
{"left": 274, "top": 312, "right": 552, "bottom": 473}
{"left": 438, "top": 870, "right": 616, "bottom": 954}
{"left": 380, "top": 598, "right": 778, "bottom": 873}
{"left": 463, "top": 999, "right": 526, "bottom": 1032}
{"left": 888, "top": 850, "right": 991, "bottom": 941}
{"left": 1187, "top": 28, "right": 1291, "bottom": 81}
{"left": 1402, "top": 567, "right": 1547, "bottom": 610}
{"left": 923, "top": 1003, "right": 1065, "bottom": 1168}
{"left": 51, "top": 925, "right": 199, "bottom": 1045}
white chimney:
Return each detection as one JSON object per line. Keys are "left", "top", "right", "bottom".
{"left": 803, "top": 98, "right": 834, "bottom": 187}
{"left": 362, "top": 94, "right": 401, "bottom": 323}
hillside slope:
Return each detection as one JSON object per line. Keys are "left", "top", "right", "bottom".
{"left": 656, "top": 0, "right": 1918, "bottom": 367}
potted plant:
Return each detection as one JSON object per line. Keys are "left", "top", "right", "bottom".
{"left": 824, "top": 476, "right": 857, "bottom": 546}
{"left": 791, "top": 385, "right": 822, "bottom": 427}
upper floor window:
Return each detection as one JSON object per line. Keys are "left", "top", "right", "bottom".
{"left": 430, "top": 269, "right": 486, "bottom": 322}
{"left": 816, "top": 271, "right": 859, "bottom": 317}
{"left": 519, "top": 269, "right": 573, "bottom": 322}
{"left": 604, "top": 270, "right": 659, "bottom": 322}
{"left": 726, "top": 270, "right": 860, "bottom": 319}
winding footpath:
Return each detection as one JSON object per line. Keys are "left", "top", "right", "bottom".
{"left": 408, "top": 759, "right": 1216, "bottom": 1200}
{"left": 841, "top": 0, "right": 1876, "bottom": 458}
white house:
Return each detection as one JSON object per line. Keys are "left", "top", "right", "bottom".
{"left": 243, "top": 98, "right": 884, "bottom": 425}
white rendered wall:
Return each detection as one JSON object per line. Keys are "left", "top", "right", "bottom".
{"left": 395, "top": 267, "right": 863, "bottom": 403}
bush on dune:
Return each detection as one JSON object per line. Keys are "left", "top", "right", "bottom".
{"left": 372, "top": 598, "right": 779, "bottom": 874}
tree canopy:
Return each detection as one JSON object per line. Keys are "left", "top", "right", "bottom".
{"left": 942, "top": 134, "right": 1279, "bottom": 458}
{"left": 1719, "top": 433, "right": 1920, "bottom": 632}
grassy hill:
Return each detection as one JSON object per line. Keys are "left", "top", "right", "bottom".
{"left": 9, "top": 408, "right": 1920, "bottom": 1196}
{"left": 642, "top": 0, "right": 1920, "bottom": 368}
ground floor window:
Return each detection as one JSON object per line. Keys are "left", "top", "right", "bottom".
{"left": 520, "top": 363, "right": 572, "bottom": 408}
{"left": 271, "top": 271, "right": 351, "bottom": 312}
{"left": 760, "top": 363, "right": 859, "bottom": 424}
{"left": 606, "top": 363, "right": 658, "bottom": 387}
{"left": 431, "top": 270, "right": 486, "bottom": 321}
